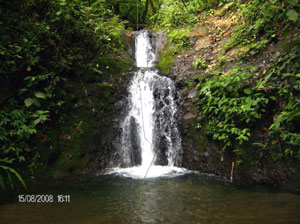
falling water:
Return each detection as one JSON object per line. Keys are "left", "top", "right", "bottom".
{"left": 109, "top": 30, "right": 189, "bottom": 178}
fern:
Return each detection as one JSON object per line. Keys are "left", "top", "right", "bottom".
{"left": 0, "top": 159, "right": 26, "bottom": 190}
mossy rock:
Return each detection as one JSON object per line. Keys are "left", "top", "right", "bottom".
{"left": 157, "top": 43, "right": 175, "bottom": 75}
{"left": 82, "top": 55, "right": 134, "bottom": 83}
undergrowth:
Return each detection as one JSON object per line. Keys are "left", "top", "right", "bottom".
{"left": 185, "top": 0, "right": 300, "bottom": 164}
{"left": 197, "top": 42, "right": 300, "bottom": 162}
{"left": 0, "top": 0, "right": 126, "bottom": 190}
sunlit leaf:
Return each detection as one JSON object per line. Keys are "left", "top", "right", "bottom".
{"left": 287, "top": 10, "right": 298, "bottom": 22}
{"left": 18, "top": 156, "right": 25, "bottom": 162}
{"left": 33, "top": 118, "right": 41, "bottom": 126}
{"left": 34, "top": 91, "right": 46, "bottom": 99}
{"left": 24, "top": 98, "right": 34, "bottom": 107}
{"left": 243, "top": 88, "right": 251, "bottom": 95}
{"left": 56, "top": 10, "right": 63, "bottom": 16}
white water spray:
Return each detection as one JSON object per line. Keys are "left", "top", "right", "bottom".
{"left": 109, "top": 31, "right": 189, "bottom": 178}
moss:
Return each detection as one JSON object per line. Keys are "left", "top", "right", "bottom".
{"left": 53, "top": 102, "right": 108, "bottom": 171}
{"left": 157, "top": 43, "right": 175, "bottom": 75}
{"left": 184, "top": 121, "right": 209, "bottom": 151}
{"left": 196, "top": 135, "right": 209, "bottom": 150}
{"left": 82, "top": 54, "right": 134, "bottom": 83}
{"left": 97, "top": 55, "right": 134, "bottom": 76}
{"left": 167, "top": 28, "right": 191, "bottom": 49}
{"left": 53, "top": 120, "right": 88, "bottom": 172}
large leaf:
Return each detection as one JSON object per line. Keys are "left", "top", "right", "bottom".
{"left": 34, "top": 91, "right": 46, "bottom": 99}
{"left": 24, "top": 98, "right": 34, "bottom": 107}
{"left": 287, "top": 10, "right": 298, "bottom": 22}
{"left": 0, "top": 165, "right": 27, "bottom": 188}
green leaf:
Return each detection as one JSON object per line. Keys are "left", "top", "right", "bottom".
{"left": 24, "top": 98, "right": 34, "bottom": 107}
{"left": 56, "top": 10, "right": 63, "bottom": 16}
{"left": 0, "top": 165, "right": 26, "bottom": 188}
{"left": 0, "top": 158, "right": 15, "bottom": 164}
{"left": 243, "top": 88, "right": 251, "bottom": 95}
{"left": 285, "top": 0, "right": 299, "bottom": 6}
{"left": 18, "top": 156, "right": 25, "bottom": 162}
{"left": 34, "top": 91, "right": 46, "bottom": 99}
{"left": 92, "top": 68, "right": 103, "bottom": 74}
{"left": 18, "top": 88, "right": 28, "bottom": 95}
{"left": 27, "top": 66, "right": 31, "bottom": 72}
{"left": 60, "top": 1, "right": 67, "bottom": 6}
{"left": 33, "top": 118, "right": 41, "bottom": 127}
{"left": 287, "top": 10, "right": 298, "bottom": 22}
{"left": 40, "top": 115, "right": 48, "bottom": 121}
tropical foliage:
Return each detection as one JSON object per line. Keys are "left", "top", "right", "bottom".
{"left": 194, "top": 0, "right": 300, "bottom": 162}
{"left": 0, "top": 0, "right": 125, "bottom": 190}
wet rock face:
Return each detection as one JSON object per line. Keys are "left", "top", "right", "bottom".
{"left": 151, "top": 74, "right": 183, "bottom": 166}
{"left": 129, "top": 117, "right": 142, "bottom": 166}
{"left": 152, "top": 31, "right": 168, "bottom": 60}
{"left": 122, "top": 30, "right": 136, "bottom": 59}
{"left": 155, "top": 135, "right": 169, "bottom": 165}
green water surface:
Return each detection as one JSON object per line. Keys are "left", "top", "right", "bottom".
{"left": 0, "top": 174, "right": 299, "bottom": 224}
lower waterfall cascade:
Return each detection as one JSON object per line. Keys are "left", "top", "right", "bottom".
{"left": 108, "top": 30, "right": 190, "bottom": 178}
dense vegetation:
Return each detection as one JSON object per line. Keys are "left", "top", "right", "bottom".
{"left": 1, "top": 0, "right": 299, "bottom": 190}
{"left": 195, "top": 0, "right": 300, "bottom": 164}
{"left": 0, "top": 0, "right": 127, "bottom": 190}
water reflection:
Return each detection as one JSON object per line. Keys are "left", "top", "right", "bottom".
{"left": 0, "top": 174, "right": 299, "bottom": 224}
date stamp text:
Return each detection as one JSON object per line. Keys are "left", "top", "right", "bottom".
{"left": 18, "top": 194, "right": 70, "bottom": 203}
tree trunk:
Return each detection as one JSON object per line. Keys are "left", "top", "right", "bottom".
{"left": 142, "top": 0, "right": 149, "bottom": 23}
{"left": 112, "top": 4, "right": 120, "bottom": 15}
{"left": 149, "top": 0, "right": 156, "bottom": 13}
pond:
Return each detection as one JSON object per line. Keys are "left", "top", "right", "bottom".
{"left": 1, "top": 173, "right": 299, "bottom": 224}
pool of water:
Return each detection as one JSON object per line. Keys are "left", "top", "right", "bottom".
{"left": 1, "top": 173, "right": 299, "bottom": 224}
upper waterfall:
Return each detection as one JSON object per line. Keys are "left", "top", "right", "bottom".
{"left": 135, "top": 31, "right": 156, "bottom": 68}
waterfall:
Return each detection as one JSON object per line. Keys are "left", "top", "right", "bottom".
{"left": 109, "top": 31, "right": 188, "bottom": 178}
